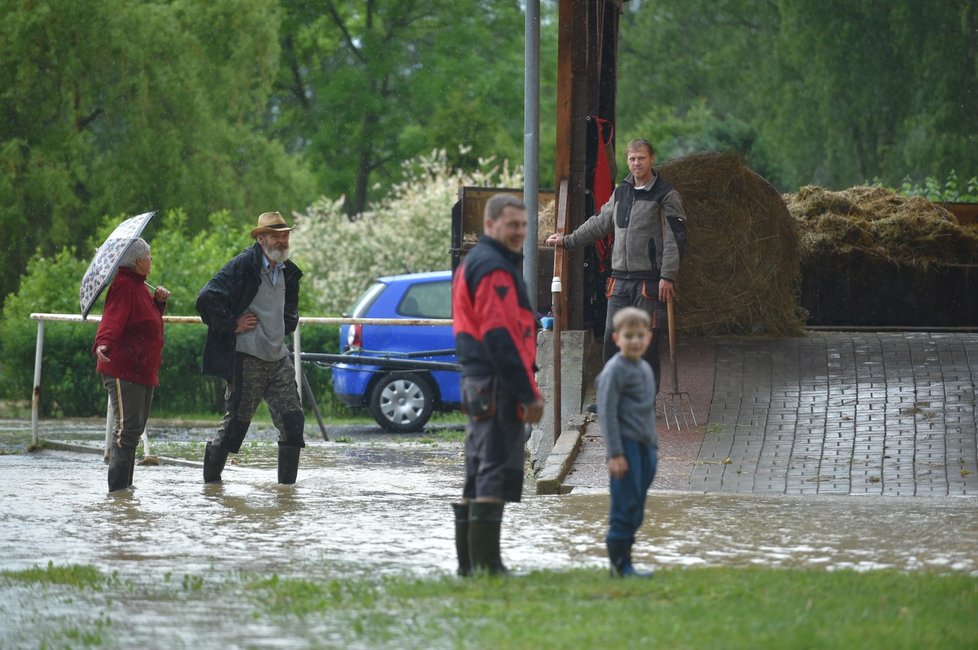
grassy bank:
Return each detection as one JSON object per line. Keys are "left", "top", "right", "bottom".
{"left": 3, "top": 564, "right": 976, "bottom": 648}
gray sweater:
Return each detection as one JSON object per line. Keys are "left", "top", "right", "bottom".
{"left": 235, "top": 265, "right": 288, "bottom": 362}
{"left": 597, "top": 353, "right": 658, "bottom": 458}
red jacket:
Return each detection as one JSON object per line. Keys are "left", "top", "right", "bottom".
{"left": 453, "top": 236, "right": 541, "bottom": 404}
{"left": 93, "top": 267, "right": 165, "bottom": 386}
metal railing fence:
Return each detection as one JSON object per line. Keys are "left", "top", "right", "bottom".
{"left": 28, "top": 313, "right": 452, "bottom": 446}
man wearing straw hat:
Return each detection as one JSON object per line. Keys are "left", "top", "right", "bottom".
{"left": 196, "top": 211, "right": 305, "bottom": 485}
{"left": 546, "top": 139, "right": 687, "bottom": 412}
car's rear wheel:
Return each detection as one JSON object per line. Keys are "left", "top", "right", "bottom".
{"left": 368, "top": 372, "right": 435, "bottom": 433}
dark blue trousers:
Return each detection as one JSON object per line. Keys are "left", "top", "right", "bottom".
{"left": 607, "top": 437, "right": 658, "bottom": 543}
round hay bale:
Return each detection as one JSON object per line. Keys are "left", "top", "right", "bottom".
{"left": 659, "top": 152, "right": 805, "bottom": 336}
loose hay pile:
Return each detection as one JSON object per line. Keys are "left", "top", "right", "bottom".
{"left": 784, "top": 185, "right": 978, "bottom": 266}
{"left": 659, "top": 152, "right": 805, "bottom": 336}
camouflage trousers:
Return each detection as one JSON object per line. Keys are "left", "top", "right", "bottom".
{"left": 214, "top": 353, "right": 305, "bottom": 453}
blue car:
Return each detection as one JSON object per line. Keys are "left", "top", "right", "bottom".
{"left": 332, "top": 270, "right": 460, "bottom": 432}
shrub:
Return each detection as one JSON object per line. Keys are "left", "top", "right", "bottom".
{"left": 872, "top": 171, "right": 978, "bottom": 203}
{"left": 0, "top": 208, "right": 329, "bottom": 416}
{"left": 292, "top": 148, "right": 522, "bottom": 315}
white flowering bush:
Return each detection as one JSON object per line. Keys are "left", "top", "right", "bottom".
{"left": 292, "top": 148, "right": 522, "bottom": 315}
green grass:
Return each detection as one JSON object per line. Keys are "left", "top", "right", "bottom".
{"left": 1, "top": 562, "right": 106, "bottom": 589}
{"left": 251, "top": 567, "right": 978, "bottom": 649}
{"left": 4, "top": 564, "right": 975, "bottom": 648}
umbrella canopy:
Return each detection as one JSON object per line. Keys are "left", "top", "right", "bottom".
{"left": 80, "top": 211, "right": 157, "bottom": 319}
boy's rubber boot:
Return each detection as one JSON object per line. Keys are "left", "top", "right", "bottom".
{"left": 468, "top": 502, "right": 508, "bottom": 576}
{"left": 203, "top": 441, "right": 229, "bottom": 484}
{"left": 452, "top": 503, "right": 471, "bottom": 577}
{"left": 277, "top": 445, "right": 301, "bottom": 484}
{"left": 107, "top": 446, "right": 132, "bottom": 493}
{"left": 607, "top": 540, "right": 652, "bottom": 578}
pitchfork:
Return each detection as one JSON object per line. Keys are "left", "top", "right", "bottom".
{"left": 662, "top": 296, "right": 696, "bottom": 430}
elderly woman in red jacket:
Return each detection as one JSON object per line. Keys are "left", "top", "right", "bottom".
{"left": 93, "top": 238, "right": 170, "bottom": 492}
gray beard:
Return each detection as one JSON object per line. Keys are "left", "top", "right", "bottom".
{"left": 264, "top": 246, "right": 290, "bottom": 264}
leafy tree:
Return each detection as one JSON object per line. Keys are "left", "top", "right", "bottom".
{"left": 616, "top": 0, "right": 781, "bottom": 178}
{"left": 616, "top": 0, "right": 978, "bottom": 190}
{"left": 0, "top": 0, "right": 316, "bottom": 307}
{"left": 273, "top": 0, "right": 527, "bottom": 215}
{"left": 291, "top": 148, "right": 523, "bottom": 315}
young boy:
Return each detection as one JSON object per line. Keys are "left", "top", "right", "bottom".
{"left": 596, "top": 306, "right": 658, "bottom": 577}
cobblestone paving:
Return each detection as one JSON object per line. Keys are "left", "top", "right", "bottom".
{"left": 691, "top": 332, "right": 978, "bottom": 496}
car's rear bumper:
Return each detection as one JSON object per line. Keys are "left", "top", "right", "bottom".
{"left": 330, "top": 363, "right": 378, "bottom": 407}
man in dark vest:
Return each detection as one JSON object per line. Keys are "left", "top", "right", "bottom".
{"left": 196, "top": 212, "right": 305, "bottom": 485}
{"left": 452, "top": 194, "right": 545, "bottom": 575}
{"left": 547, "top": 138, "right": 688, "bottom": 410}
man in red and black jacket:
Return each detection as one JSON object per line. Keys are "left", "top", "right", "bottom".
{"left": 451, "top": 193, "right": 545, "bottom": 576}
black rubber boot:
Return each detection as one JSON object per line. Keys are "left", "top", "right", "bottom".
{"left": 452, "top": 503, "right": 471, "bottom": 577}
{"left": 607, "top": 539, "right": 652, "bottom": 578}
{"left": 203, "top": 441, "right": 229, "bottom": 484}
{"left": 468, "top": 502, "right": 508, "bottom": 576}
{"left": 277, "top": 445, "right": 301, "bottom": 485}
{"left": 107, "top": 446, "right": 132, "bottom": 493}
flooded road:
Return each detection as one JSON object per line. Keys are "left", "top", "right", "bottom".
{"left": 3, "top": 438, "right": 976, "bottom": 577}
{"left": 1, "top": 428, "right": 977, "bottom": 647}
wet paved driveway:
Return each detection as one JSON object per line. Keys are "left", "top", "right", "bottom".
{"left": 693, "top": 332, "right": 978, "bottom": 496}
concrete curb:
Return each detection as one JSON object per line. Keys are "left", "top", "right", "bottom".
{"left": 535, "top": 415, "right": 588, "bottom": 495}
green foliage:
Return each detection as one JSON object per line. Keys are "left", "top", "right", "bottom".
{"left": 888, "top": 171, "right": 978, "bottom": 203}
{"left": 5, "top": 0, "right": 978, "bottom": 329}
{"left": 617, "top": 0, "right": 783, "bottom": 181}
{"left": 273, "top": 0, "right": 528, "bottom": 214}
{"left": 293, "top": 321, "right": 344, "bottom": 417}
{"left": 0, "top": 207, "right": 310, "bottom": 414}
{"left": 292, "top": 148, "right": 522, "bottom": 315}
{"left": 237, "top": 567, "right": 978, "bottom": 648}
{"left": 617, "top": 0, "right": 978, "bottom": 191}
{"left": 1, "top": 561, "right": 105, "bottom": 589}
{"left": 0, "top": 0, "right": 316, "bottom": 307}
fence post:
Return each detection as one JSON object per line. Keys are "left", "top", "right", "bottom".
{"left": 31, "top": 319, "right": 45, "bottom": 446}
{"left": 293, "top": 322, "right": 302, "bottom": 405}
{"left": 104, "top": 396, "right": 112, "bottom": 461}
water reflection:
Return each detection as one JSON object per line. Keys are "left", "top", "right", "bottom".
{"left": 2, "top": 444, "right": 975, "bottom": 580}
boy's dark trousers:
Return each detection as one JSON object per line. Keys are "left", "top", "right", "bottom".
{"left": 607, "top": 437, "right": 658, "bottom": 576}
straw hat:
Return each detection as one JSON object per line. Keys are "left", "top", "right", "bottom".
{"left": 250, "top": 211, "right": 294, "bottom": 239}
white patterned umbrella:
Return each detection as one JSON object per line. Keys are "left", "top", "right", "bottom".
{"left": 80, "top": 211, "right": 157, "bottom": 319}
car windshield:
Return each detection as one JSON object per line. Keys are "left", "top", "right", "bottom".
{"left": 344, "top": 282, "right": 386, "bottom": 318}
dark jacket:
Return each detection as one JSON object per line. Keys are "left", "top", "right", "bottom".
{"left": 452, "top": 236, "right": 541, "bottom": 405}
{"left": 563, "top": 172, "right": 687, "bottom": 281}
{"left": 195, "top": 243, "right": 302, "bottom": 381}
{"left": 93, "top": 267, "right": 166, "bottom": 386}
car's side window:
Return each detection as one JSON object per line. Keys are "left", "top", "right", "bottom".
{"left": 399, "top": 280, "right": 451, "bottom": 319}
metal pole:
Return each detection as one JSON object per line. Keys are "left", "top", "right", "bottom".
{"left": 552, "top": 179, "right": 569, "bottom": 441}
{"left": 104, "top": 396, "right": 112, "bottom": 461}
{"left": 523, "top": 0, "right": 541, "bottom": 313}
{"left": 31, "top": 320, "right": 44, "bottom": 447}
{"left": 293, "top": 322, "right": 302, "bottom": 404}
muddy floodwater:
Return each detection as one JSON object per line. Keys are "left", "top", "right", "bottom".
{"left": 1, "top": 421, "right": 977, "bottom": 647}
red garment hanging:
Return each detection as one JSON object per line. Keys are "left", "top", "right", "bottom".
{"left": 592, "top": 117, "right": 614, "bottom": 273}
